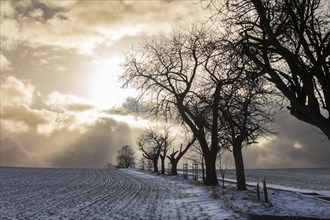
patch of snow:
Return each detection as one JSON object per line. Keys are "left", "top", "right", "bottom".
{"left": 219, "top": 184, "right": 330, "bottom": 219}
{"left": 224, "top": 177, "right": 330, "bottom": 197}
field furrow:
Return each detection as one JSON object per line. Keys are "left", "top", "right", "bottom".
{"left": 0, "top": 167, "right": 242, "bottom": 219}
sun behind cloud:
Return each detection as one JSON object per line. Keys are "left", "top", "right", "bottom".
{"left": 87, "top": 58, "right": 135, "bottom": 110}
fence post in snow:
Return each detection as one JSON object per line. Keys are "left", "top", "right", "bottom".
{"left": 263, "top": 179, "right": 269, "bottom": 203}
{"left": 256, "top": 182, "right": 260, "bottom": 201}
{"left": 167, "top": 163, "right": 172, "bottom": 175}
{"left": 183, "top": 163, "right": 188, "bottom": 179}
{"left": 192, "top": 163, "right": 198, "bottom": 180}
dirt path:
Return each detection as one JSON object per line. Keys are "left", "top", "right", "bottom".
{"left": 0, "top": 167, "right": 243, "bottom": 219}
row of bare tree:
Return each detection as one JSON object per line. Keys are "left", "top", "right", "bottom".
{"left": 120, "top": 0, "right": 329, "bottom": 190}
{"left": 137, "top": 124, "right": 196, "bottom": 176}
{"left": 116, "top": 126, "right": 232, "bottom": 189}
{"left": 121, "top": 27, "right": 276, "bottom": 189}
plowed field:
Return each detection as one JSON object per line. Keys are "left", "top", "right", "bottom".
{"left": 0, "top": 167, "right": 241, "bottom": 219}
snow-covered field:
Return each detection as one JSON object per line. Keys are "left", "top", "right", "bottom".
{"left": 0, "top": 167, "right": 240, "bottom": 219}
{"left": 224, "top": 168, "right": 330, "bottom": 192}
{"left": 0, "top": 167, "right": 329, "bottom": 219}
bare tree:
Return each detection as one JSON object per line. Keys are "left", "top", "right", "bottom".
{"left": 209, "top": 0, "right": 330, "bottom": 140}
{"left": 116, "top": 145, "right": 136, "bottom": 168}
{"left": 137, "top": 125, "right": 172, "bottom": 173}
{"left": 158, "top": 124, "right": 173, "bottom": 174}
{"left": 137, "top": 128, "right": 162, "bottom": 173}
{"left": 167, "top": 135, "right": 196, "bottom": 175}
{"left": 216, "top": 148, "right": 231, "bottom": 189}
{"left": 218, "top": 76, "right": 276, "bottom": 190}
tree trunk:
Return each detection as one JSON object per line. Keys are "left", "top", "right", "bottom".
{"left": 201, "top": 157, "right": 205, "bottom": 183}
{"left": 160, "top": 155, "right": 165, "bottom": 174}
{"left": 233, "top": 145, "right": 247, "bottom": 190}
{"left": 221, "top": 172, "right": 226, "bottom": 188}
{"left": 204, "top": 154, "right": 218, "bottom": 186}
{"left": 171, "top": 159, "right": 178, "bottom": 175}
{"left": 153, "top": 159, "right": 159, "bottom": 173}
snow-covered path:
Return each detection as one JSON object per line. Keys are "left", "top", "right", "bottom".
{"left": 0, "top": 167, "right": 242, "bottom": 219}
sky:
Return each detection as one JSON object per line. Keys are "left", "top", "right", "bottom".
{"left": 1, "top": 0, "right": 329, "bottom": 169}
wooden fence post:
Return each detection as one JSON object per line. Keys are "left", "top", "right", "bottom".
{"left": 263, "top": 179, "right": 269, "bottom": 203}
{"left": 183, "top": 163, "right": 188, "bottom": 179}
{"left": 256, "top": 182, "right": 260, "bottom": 201}
{"left": 192, "top": 163, "right": 198, "bottom": 180}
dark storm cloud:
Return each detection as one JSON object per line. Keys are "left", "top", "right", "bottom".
{"left": 1, "top": 115, "right": 142, "bottom": 168}
{"left": 0, "top": 137, "right": 46, "bottom": 167}
{"left": 50, "top": 117, "right": 137, "bottom": 168}
{"left": 12, "top": 0, "right": 65, "bottom": 22}
{"left": 243, "top": 111, "right": 330, "bottom": 169}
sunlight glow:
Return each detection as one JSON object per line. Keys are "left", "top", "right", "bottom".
{"left": 293, "top": 142, "right": 303, "bottom": 149}
{"left": 90, "top": 73, "right": 120, "bottom": 109}
{"left": 87, "top": 58, "right": 136, "bottom": 110}
{"left": 109, "top": 114, "right": 150, "bottom": 128}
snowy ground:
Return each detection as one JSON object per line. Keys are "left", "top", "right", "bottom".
{"left": 217, "top": 182, "right": 330, "bottom": 219}
{"left": 0, "top": 167, "right": 241, "bottom": 219}
{"left": 224, "top": 168, "right": 329, "bottom": 192}
{"left": 0, "top": 167, "right": 329, "bottom": 219}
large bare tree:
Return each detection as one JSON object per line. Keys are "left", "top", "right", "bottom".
{"left": 209, "top": 0, "right": 330, "bottom": 140}
{"left": 218, "top": 75, "right": 276, "bottom": 190}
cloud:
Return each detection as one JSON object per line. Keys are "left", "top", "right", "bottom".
{"left": 0, "top": 75, "right": 147, "bottom": 168}
{"left": 57, "top": 65, "right": 66, "bottom": 72}
{"left": 1, "top": 76, "right": 35, "bottom": 106}
{"left": 46, "top": 91, "right": 95, "bottom": 112}
{"left": 0, "top": 54, "right": 12, "bottom": 70}
{"left": 1, "top": 0, "right": 207, "bottom": 54}
{"left": 1, "top": 115, "right": 143, "bottom": 168}
{"left": 242, "top": 111, "right": 330, "bottom": 169}
{"left": 49, "top": 117, "right": 139, "bottom": 168}
{"left": 1, "top": 104, "right": 50, "bottom": 128}
{"left": 12, "top": 0, "right": 65, "bottom": 22}
{"left": 0, "top": 76, "right": 57, "bottom": 135}
{"left": 0, "top": 137, "right": 46, "bottom": 167}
